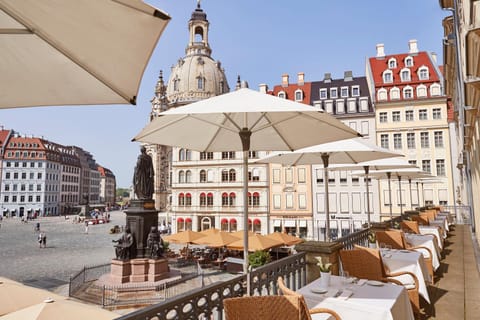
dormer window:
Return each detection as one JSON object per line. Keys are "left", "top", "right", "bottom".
{"left": 340, "top": 86, "right": 349, "bottom": 97}
{"left": 383, "top": 70, "right": 393, "bottom": 83}
{"left": 319, "top": 89, "right": 327, "bottom": 99}
{"left": 351, "top": 85, "right": 360, "bottom": 97}
{"left": 416, "top": 84, "right": 427, "bottom": 98}
{"left": 278, "top": 91, "right": 286, "bottom": 99}
{"left": 400, "top": 68, "right": 411, "bottom": 82}
{"left": 403, "top": 86, "right": 413, "bottom": 99}
{"left": 377, "top": 88, "right": 387, "bottom": 101}
{"left": 390, "top": 87, "right": 400, "bottom": 100}
{"left": 405, "top": 56, "right": 414, "bottom": 67}
{"left": 418, "top": 66, "right": 429, "bottom": 80}
{"left": 330, "top": 88, "right": 337, "bottom": 99}
{"left": 430, "top": 83, "right": 441, "bottom": 96}
{"left": 294, "top": 89, "right": 303, "bottom": 101}
{"left": 388, "top": 58, "right": 397, "bottom": 69}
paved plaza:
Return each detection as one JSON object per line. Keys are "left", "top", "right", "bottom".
{"left": 0, "top": 211, "right": 129, "bottom": 288}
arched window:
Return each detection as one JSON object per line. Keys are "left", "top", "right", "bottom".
{"left": 178, "top": 170, "right": 185, "bottom": 183}
{"left": 229, "top": 192, "right": 236, "bottom": 206}
{"left": 418, "top": 66, "right": 429, "bottom": 80}
{"left": 197, "top": 76, "right": 205, "bottom": 90}
{"left": 403, "top": 86, "right": 413, "bottom": 99}
{"left": 389, "top": 87, "right": 400, "bottom": 100}
{"left": 185, "top": 217, "right": 192, "bottom": 230}
{"left": 430, "top": 83, "right": 441, "bottom": 96}
{"left": 200, "top": 170, "right": 207, "bottom": 183}
{"left": 278, "top": 91, "right": 286, "bottom": 99}
{"left": 177, "top": 217, "right": 185, "bottom": 231}
{"left": 221, "top": 170, "right": 229, "bottom": 182}
{"left": 388, "top": 58, "right": 397, "bottom": 69}
{"left": 179, "top": 149, "right": 185, "bottom": 161}
{"left": 178, "top": 193, "right": 185, "bottom": 206}
{"left": 230, "top": 218, "right": 237, "bottom": 232}
{"left": 185, "top": 150, "right": 192, "bottom": 160}
{"left": 207, "top": 192, "right": 213, "bottom": 206}
{"left": 253, "top": 218, "right": 261, "bottom": 233}
{"left": 200, "top": 193, "right": 206, "bottom": 206}
{"left": 229, "top": 169, "right": 236, "bottom": 182}
{"left": 185, "top": 193, "right": 192, "bottom": 206}
{"left": 382, "top": 70, "right": 393, "bottom": 83}
{"left": 185, "top": 170, "right": 192, "bottom": 183}
{"left": 201, "top": 217, "right": 211, "bottom": 231}
{"left": 416, "top": 85, "right": 427, "bottom": 98}
{"left": 377, "top": 88, "right": 388, "bottom": 101}
{"left": 294, "top": 89, "right": 303, "bottom": 101}
{"left": 221, "top": 218, "right": 229, "bottom": 231}
{"left": 222, "top": 192, "right": 229, "bottom": 206}
{"left": 173, "top": 78, "right": 180, "bottom": 91}
{"left": 404, "top": 56, "right": 414, "bottom": 67}
{"left": 252, "top": 192, "right": 260, "bottom": 206}
{"left": 400, "top": 68, "right": 411, "bottom": 82}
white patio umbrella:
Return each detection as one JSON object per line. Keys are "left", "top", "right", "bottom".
{"left": 257, "top": 138, "right": 400, "bottom": 241}
{"left": 133, "top": 88, "right": 360, "bottom": 273}
{"left": 358, "top": 168, "right": 432, "bottom": 217}
{"left": 327, "top": 157, "right": 416, "bottom": 226}
{"left": 0, "top": 0, "right": 170, "bottom": 108}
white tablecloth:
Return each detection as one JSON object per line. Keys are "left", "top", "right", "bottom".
{"left": 381, "top": 249, "right": 431, "bottom": 303}
{"left": 405, "top": 233, "right": 441, "bottom": 270}
{"left": 298, "top": 275, "right": 414, "bottom": 320}
{"left": 419, "top": 226, "right": 444, "bottom": 248}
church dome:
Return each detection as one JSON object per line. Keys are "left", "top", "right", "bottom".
{"left": 166, "top": 3, "right": 229, "bottom": 106}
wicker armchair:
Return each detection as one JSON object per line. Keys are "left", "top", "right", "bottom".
{"left": 339, "top": 245, "right": 420, "bottom": 315}
{"left": 277, "top": 277, "right": 341, "bottom": 320}
{"left": 223, "top": 294, "right": 342, "bottom": 320}
{"left": 376, "top": 230, "right": 434, "bottom": 282}
{"left": 401, "top": 220, "right": 441, "bottom": 254}
{"left": 411, "top": 215, "right": 430, "bottom": 226}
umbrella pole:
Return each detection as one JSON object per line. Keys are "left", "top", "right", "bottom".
{"left": 408, "top": 179, "right": 413, "bottom": 210}
{"left": 416, "top": 181, "right": 420, "bottom": 208}
{"left": 387, "top": 172, "right": 393, "bottom": 220}
{"left": 364, "top": 166, "right": 371, "bottom": 227}
{"left": 239, "top": 128, "right": 251, "bottom": 294}
{"left": 421, "top": 182, "right": 425, "bottom": 206}
{"left": 322, "top": 154, "right": 330, "bottom": 241}
{"left": 398, "top": 176, "right": 403, "bottom": 216}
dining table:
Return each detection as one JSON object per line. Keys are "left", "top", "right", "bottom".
{"left": 419, "top": 225, "right": 446, "bottom": 247}
{"left": 298, "top": 275, "right": 414, "bottom": 320}
{"left": 381, "top": 248, "right": 431, "bottom": 303}
{"left": 404, "top": 233, "right": 441, "bottom": 270}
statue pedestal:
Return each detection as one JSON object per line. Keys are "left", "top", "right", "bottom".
{"left": 110, "top": 259, "right": 131, "bottom": 284}
{"left": 148, "top": 258, "right": 170, "bottom": 282}
{"left": 125, "top": 200, "right": 158, "bottom": 258}
{"left": 130, "top": 258, "right": 149, "bottom": 282}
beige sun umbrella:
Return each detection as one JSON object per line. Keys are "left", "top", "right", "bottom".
{"left": 265, "top": 232, "right": 304, "bottom": 246}
{"left": 193, "top": 232, "right": 239, "bottom": 247}
{"left": 0, "top": 298, "right": 117, "bottom": 320}
{"left": 227, "top": 234, "right": 284, "bottom": 252}
{"left": 0, "top": 282, "right": 66, "bottom": 316}
{"left": 0, "top": 0, "right": 170, "bottom": 108}
{"left": 0, "top": 277, "right": 21, "bottom": 285}
{"left": 163, "top": 230, "right": 205, "bottom": 244}
{"left": 229, "top": 230, "right": 256, "bottom": 239}
{"left": 199, "top": 228, "right": 221, "bottom": 236}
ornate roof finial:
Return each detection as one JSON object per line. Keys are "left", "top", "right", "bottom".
{"left": 197, "top": 0, "right": 201, "bottom": 9}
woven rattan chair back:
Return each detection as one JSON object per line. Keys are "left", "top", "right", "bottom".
{"left": 224, "top": 295, "right": 305, "bottom": 320}
{"left": 400, "top": 221, "right": 420, "bottom": 234}
{"left": 375, "top": 230, "right": 407, "bottom": 250}
{"left": 411, "top": 215, "right": 429, "bottom": 226}
{"left": 424, "top": 210, "right": 436, "bottom": 222}
{"left": 339, "top": 246, "right": 385, "bottom": 280}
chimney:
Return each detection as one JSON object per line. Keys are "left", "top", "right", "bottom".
{"left": 376, "top": 43, "right": 385, "bottom": 58}
{"left": 344, "top": 70, "right": 353, "bottom": 81}
{"left": 281, "top": 74, "right": 289, "bottom": 87}
{"left": 297, "top": 72, "right": 305, "bottom": 85}
{"left": 431, "top": 52, "right": 437, "bottom": 64}
{"left": 408, "top": 39, "right": 418, "bottom": 54}
{"left": 324, "top": 73, "right": 331, "bottom": 83}
{"left": 259, "top": 83, "right": 268, "bottom": 93}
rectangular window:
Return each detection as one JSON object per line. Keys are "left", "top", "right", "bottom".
{"left": 3, "top": 196, "right": 8, "bottom": 202}
{"left": 379, "top": 112, "right": 387, "bottom": 123}
{"left": 339, "top": 171, "right": 347, "bottom": 183}
{"left": 272, "top": 169, "right": 281, "bottom": 183}
{"left": 316, "top": 169, "right": 324, "bottom": 184}
{"left": 336, "top": 100, "right": 345, "bottom": 113}
{"left": 419, "top": 109, "right": 428, "bottom": 120}
{"left": 21, "top": 172, "right": 26, "bottom": 179}
{"left": 420, "top": 132, "right": 429, "bottom": 148}
{"left": 380, "top": 134, "right": 389, "bottom": 149}
{"left": 406, "top": 132, "right": 415, "bottom": 149}
{"left": 12, "top": 195, "right": 17, "bottom": 202}
{"left": 405, "top": 110, "right": 414, "bottom": 121}
{"left": 434, "top": 131, "right": 444, "bottom": 148}
{"left": 285, "top": 168, "right": 293, "bottom": 184}
{"left": 330, "top": 88, "right": 337, "bottom": 99}
{"left": 422, "top": 160, "right": 431, "bottom": 173}
{"left": 28, "top": 195, "right": 33, "bottom": 202}
{"left": 37, "top": 184, "right": 41, "bottom": 191}
{"left": 29, "top": 184, "right": 34, "bottom": 191}
{"left": 5, "top": 172, "right": 10, "bottom": 179}
{"left": 286, "top": 193, "right": 294, "bottom": 208}
{"left": 433, "top": 108, "right": 441, "bottom": 119}
{"left": 436, "top": 159, "right": 446, "bottom": 176}
{"left": 4, "top": 184, "right": 9, "bottom": 191}
{"left": 297, "top": 168, "right": 306, "bottom": 183}
{"left": 393, "top": 133, "right": 402, "bottom": 149}
{"left": 21, "top": 184, "right": 26, "bottom": 191}
{"left": 325, "top": 101, "right": 333, "bottom": 113}
{"left": 347, "top": 99, "right": 356, "bottom": 113}
{"left": 361, "top": 121, "right": 369, "bottom": 135}
{"left": 320, "top": 89, "right": 327, "bottom": 99}
{"left": 341, "top": 87, "right": 349, "bottom": 97}
{"left": 349, "top": 122, "right": 357, "bottom": 131}
{"left": 36, "top": 195, "right": 41, "bottom": 202}
{"left": 352, "top": 86, "right": 360, "bottom": 96}
{"left": 37, "top": 172, "right": 42, "bottom": 179}
{"left": 20, "top": 195, "right": 25, "bottom": 202}
{"left": 392, "top": 111, "right": 401, "bottom": 122}
{"left": 298, "top": 194, "right": 307, "bottom": 209}
{"left": 340, "top": 193, "right": 349, "bottom": 213}
{"left": 352, "top": 193, "right": 361, "bottom": 213}
{"left": 273, "top": 194, "right": 281, "bottom": 209}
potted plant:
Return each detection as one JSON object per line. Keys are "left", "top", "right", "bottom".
{"left": 368, "top": 232, "right": 377, "bottom": 248}
{"left": 315, "top": 256, "right": 332, "bottom": 288}
{"left": 248, "top": 250, "right": 271, "bottom": 268}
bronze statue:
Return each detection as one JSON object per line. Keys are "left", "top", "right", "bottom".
{"left": 133, "top": 146, "right": 154, "bottom": 200}
{"left": 112, "top": 225, "right": 135, "bottom": 260}
{"left": 147, "top": 226, "right": 164, "bottom": 259}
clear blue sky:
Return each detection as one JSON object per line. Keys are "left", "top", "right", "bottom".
{"left": 0, "top": 1, "right": 449, "bottom": 188}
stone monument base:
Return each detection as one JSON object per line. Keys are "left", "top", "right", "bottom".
{"left": 110, "top": 258, "right": 170, "bottom": 285}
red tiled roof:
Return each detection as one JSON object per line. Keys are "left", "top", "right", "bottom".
{"left": 0, "top": 130, "right": 10, "bottom": 148}
{"left": 270, "top": 82, "right": 312, "bottom": 105}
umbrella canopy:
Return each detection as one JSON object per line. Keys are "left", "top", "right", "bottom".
{"left": 264, "top": 232, "right": 304, "bottom": 246}
{"left": 199, "top": 228, "right": 221, "bottom": 236}
{"left": 229, "top": 230, "right": 256, "bottom": 239}
{"left": 192, "top": 232, "right": 239, "bottom": 247}
{"left": 257, "top": 138, "right": 400, "bottom": 241}
{"left": 0, "top": 282, "right": 66, "bottom": 316}
{"left": 0, "top": 277, "right": 21, "bottom": 285}
{"left": 133, "top": 88, "right": 360, "bottom": 273}
{"left": 227, "top": 234, "right": 284, "bottom": 252}
{"left": 0, "top": 0, "right": 170, "bottom": 108}
{"left": 163, "top": 230, "right": 205, "bottom": 244}
{"left": 0, "top": 298, "right": 117, "bottom": 320}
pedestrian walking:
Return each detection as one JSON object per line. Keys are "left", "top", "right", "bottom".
{"left": 41, "top": 232, "right": 47, "bottom": 248}
{"left": 38, "top": 232, "right": 43, "bottom": 248}
{"left": 84, "top": 221, "right": 89, "bottom": 234}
